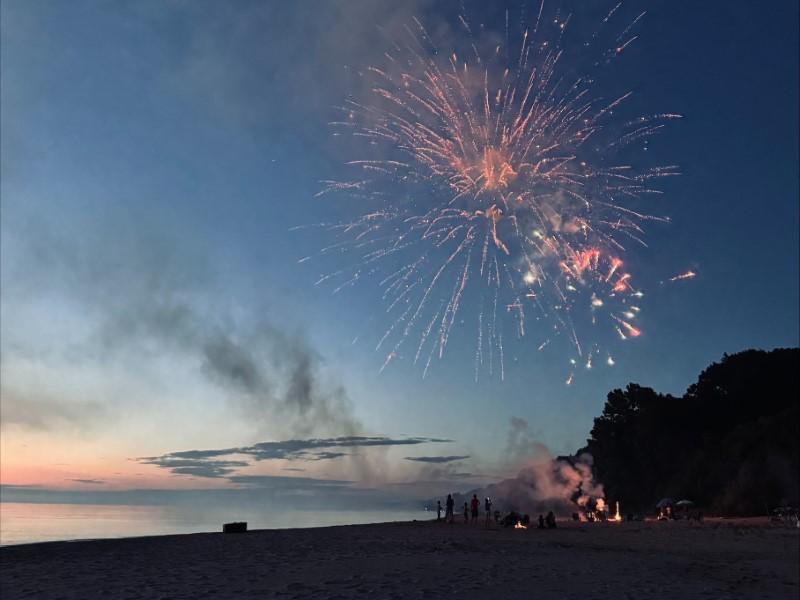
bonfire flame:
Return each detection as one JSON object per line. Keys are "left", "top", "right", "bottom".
{"left": 587, "top": 498, "right": 621, "bottom": 522}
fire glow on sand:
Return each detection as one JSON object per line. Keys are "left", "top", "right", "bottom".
{"left": 302, "top": 2, "right": 681, "bottom": 380}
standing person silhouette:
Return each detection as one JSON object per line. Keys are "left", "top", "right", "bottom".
{"left": 436, "top": 501, "right": 442, "bottom": 522}
{"left": 545, "top": 511, "right": 556, "bottom": 529}
{"left": 463, "top": 502, "right": 469, "bottom": 523}
{"left": 445, "top": 494, "right": 455, "bottom": 523}
{"left": 470, "top": 494, "right": 480, "bottom": 524}
{"left": 484, "top": 497, "right": 493, "bottom": 527}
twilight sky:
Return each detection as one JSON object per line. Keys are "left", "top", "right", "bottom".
{"left": 1, "top": 0, "right": 798, "bottom": 507}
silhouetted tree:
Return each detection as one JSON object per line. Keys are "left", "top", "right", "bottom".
{"left": 579, "top": 348, "right": 799, "bottom": 515}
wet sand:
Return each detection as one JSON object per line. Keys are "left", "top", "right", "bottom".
{"left": 1, "top": 517, "right": 797, "bottom": 599}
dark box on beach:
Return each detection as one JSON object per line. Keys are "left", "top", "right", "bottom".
{"left": 223, "top": 522, "right": 247, "bottom": 534}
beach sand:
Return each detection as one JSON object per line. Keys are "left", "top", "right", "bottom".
{"left": 1, "top": 517, "right": 797, "bottom": 599}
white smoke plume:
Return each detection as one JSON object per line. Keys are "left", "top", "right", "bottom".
{"left": 462, "top": 418, "right": 605, "bottom": 516}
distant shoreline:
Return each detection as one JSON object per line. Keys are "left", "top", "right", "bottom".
{"left": 2, "top": 518, "right": 797, "bottom": 600}
{"left": 0, "top": 514, "right": 786, "bottom": 548}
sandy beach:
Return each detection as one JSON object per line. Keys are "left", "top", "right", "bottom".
{"left": 1, "top": 517, "right": 797, "bottom": 599}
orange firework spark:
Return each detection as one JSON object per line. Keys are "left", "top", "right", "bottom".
{"left": 306, "top": 2, "right": 679, "bottom": 379}
{"left": 669, "top": 270, "right": 696, "bottom": 282}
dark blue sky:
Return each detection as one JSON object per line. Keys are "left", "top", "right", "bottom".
{"left": 1, "top": 0, "right": 797, "bottom": 495}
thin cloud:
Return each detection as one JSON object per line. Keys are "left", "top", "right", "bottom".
{"left": 404, "top": 455, "right": 470, "bottom": 464}
{"left": 139, "top": 457, "right": 250, "bottom": 479}
{"left": 226, "top": 474, "right": 353, "bottom": 489}
{"left": 1, "top": 484, "right": 47, "bottom": 490}
{"left": 68, "top": 479, "right": 106, "bottom": 485}
{"left": 300, "top": 451, "right": 349, "bottom": 461}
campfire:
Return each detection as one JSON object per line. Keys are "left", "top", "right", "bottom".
{"left": 501, "top": 511, "right": 529, "bottom": 529}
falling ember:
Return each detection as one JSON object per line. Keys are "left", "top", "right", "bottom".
{"left": 613, "top": 316, "right": 641, "bottom": 337}
{"left": 669, "top": 270, "right": 696, "bottom": 282}
{"left": 306, "top": 2, "right": 679, "bottom": 377}
{"left": 605, "top": 259, "right": 622, "bottom": 281}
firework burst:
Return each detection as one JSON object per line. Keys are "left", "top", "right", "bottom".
{"left": 304, "top": 2, "right": 680, "bottom": 380}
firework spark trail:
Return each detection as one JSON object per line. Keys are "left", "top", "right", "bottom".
{"left": 308, "top": 2, "right": 679, "bottom": 379}
{"left": 669, "top": 270, "right": 696, "bottom": 282}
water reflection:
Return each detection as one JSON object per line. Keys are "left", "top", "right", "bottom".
{"left": 0, "top": 503, "right": 426, "bottom": 546}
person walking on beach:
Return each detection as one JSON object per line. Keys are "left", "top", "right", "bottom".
{"left": 470, "top": 494, "right": 480, "bottom": 524}
{"left": 463, "top": 502, "right": 469, "bottom": 524}
{"left": 445, "top": 494, "right": 455, "bottom": 523}
{"left": 437, "top": 500, "right": 442, "bottom": 522}
{"left": 484, "top": 497, "right": 493, "bottom": 527}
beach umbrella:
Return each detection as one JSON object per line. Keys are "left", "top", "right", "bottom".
{"left": 656, "top": 498, "right": 676, "bottom": 509}
{"left": 675, "top": 500, "right": 694, "bottom": 507}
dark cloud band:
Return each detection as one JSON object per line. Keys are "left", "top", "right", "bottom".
{"left": 140, "top": 435, "right": 453, "bottom": 478}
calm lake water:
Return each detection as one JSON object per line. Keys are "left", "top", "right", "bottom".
{"left": 0, "top": 502, "right": 430, "bottom": 546}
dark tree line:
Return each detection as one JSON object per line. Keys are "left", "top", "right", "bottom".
{"left": 576, "top": 348, "right": 799, "bottom": 515}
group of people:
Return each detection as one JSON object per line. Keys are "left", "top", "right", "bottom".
{"left": 537, "top": 511, "right": 557, "bottom": 529}
{"left": 436, "top": 494, "right": 494, "bottom": 525}
{"left": 435, "top": 494, "right": 557, "bottom": 529}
